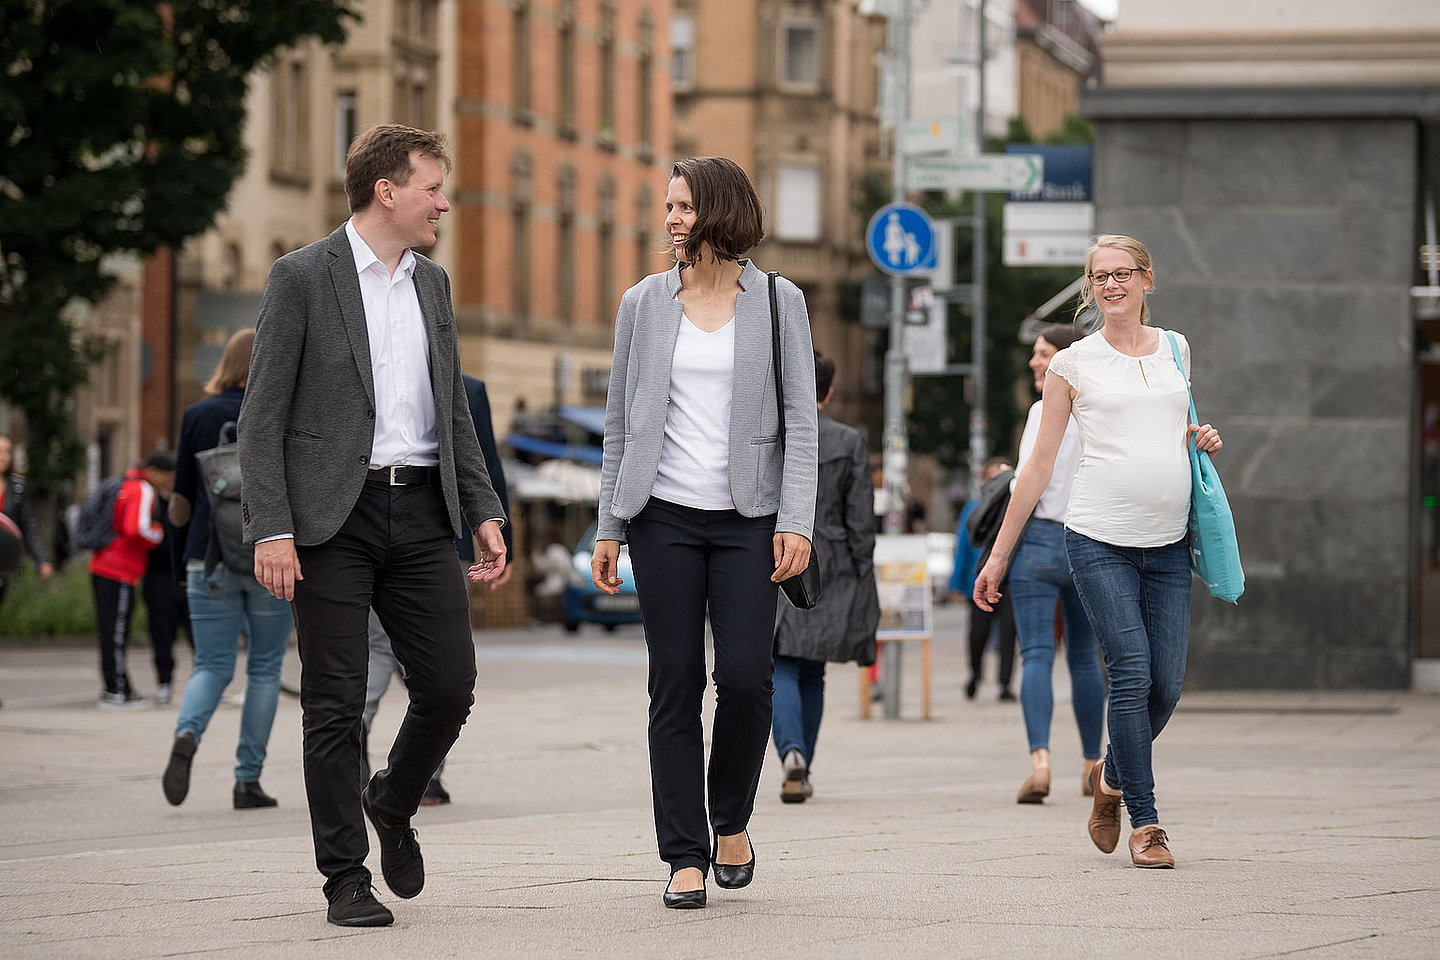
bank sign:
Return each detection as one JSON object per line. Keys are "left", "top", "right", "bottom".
{"left": 1005, "top": 144, "right": 1092, "bottom": 203}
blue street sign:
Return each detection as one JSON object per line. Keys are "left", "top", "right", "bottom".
{"left": 866, "top": 202, "right": 937, "bottom": 276}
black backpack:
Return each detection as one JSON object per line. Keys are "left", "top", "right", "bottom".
{"left": 965, "top": 467, "right": 1016, "bottom": 576}
{"left": 192, "top": 422, "right": 253, "bottom": 576}
{"left": 74, "top": 477, "right": 124, "bottom": 551}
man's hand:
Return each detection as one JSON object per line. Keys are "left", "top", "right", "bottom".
{"left": 591, "top": 539, "right": 623, "bottom": 595}
{"left": 467, "top": 520, "right": 508, "bottom": 582}
{"left": 771, "top": 532, "right": 812, "bottom": 583}
{"left": 255, "top": 538, "right": 303, "bottom": 601}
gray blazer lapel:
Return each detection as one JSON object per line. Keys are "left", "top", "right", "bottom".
{"left": 730, "top": 262, "right": 772, "bottom": 440}
{"left": 416, "top": 262, "right": 451, "bottom": 389}
{"left": 327, "top": 231, "right": 376, "bottom": 406}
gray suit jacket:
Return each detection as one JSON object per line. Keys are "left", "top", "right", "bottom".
{"left": 238, "top": 225, "right": 504, "bottom": 546}
{"left": 598, "top": 259, "right": 818, "bottom": 543}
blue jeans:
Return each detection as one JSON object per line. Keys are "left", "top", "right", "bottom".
{"left": 771, "top": 654, "right": 826, "bottom": 766}
{"left": 175, "top": 561, "right": 294, "bottom": 782}
{"left": 1010, "top": 520, "right": 1105, "bottom": 757}
{"left": 1064, "top": 531, "right": 1190, "bottom": 828}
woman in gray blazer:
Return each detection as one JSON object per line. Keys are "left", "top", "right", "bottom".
{"left": 592, "top": 157, "right": 818, "bottom": 909}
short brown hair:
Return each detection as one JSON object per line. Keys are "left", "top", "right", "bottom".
{"left": 205, "top": 328, "right": 256, "bottom": 396}
{"left": 1037, "top": 323, "right": 1083, "bottom": 351}
{"left": 345, "top": 124, "right": 453, "bottom": 214}
{"left": 814, "top": 349, "right": 836, "bottom": 399}
{"left": 669, "top": 157, "right": 765, "bottom": 264}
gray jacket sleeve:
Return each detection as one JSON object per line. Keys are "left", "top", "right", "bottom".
{"left": 597, "top": 285, "right": 639, "bottom": 542}
{"left": 775, "top": 277, "right": 818, "bottom": 540}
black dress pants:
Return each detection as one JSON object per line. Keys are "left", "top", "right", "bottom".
{"left": 626, "top": 498, "right": 779, "bottom": 875}
{"left": 291, "top": 476, "right": 477, "bottom": 900}
{"left": 969, "top": 593, "right": 1017, "bottom": 690}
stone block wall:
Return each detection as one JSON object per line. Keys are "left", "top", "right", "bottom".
{"left": 1090, "top": 113, "right": 1417, "bottom": 688}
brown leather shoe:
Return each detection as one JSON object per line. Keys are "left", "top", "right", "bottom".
{"left": 1129, "top": 825, "right": 1175, "bottom": 868}
{"left": 1087, "top": 760, "right": 1122, "bottom": 853}
{"left": 1016, "top": 766, "right": 1050, "bottom": 804}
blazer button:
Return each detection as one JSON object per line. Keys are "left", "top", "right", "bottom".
{"left": 359, "top": 456, "right": 367, "bottom": 464}
{"left": 367, "top": 409, "right": 375, "bottom": 419}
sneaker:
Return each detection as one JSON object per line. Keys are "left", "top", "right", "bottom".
{"left": 155, "top": 683, "right": 172, "bottom": 705}
{"left": 99, "top": 691, "right": 146, "bottom": 710}
{"left": 780, "top": 749, "right": 810, "bottom": 804}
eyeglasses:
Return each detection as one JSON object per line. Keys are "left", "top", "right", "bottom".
{"left": 1087, "top": 267, "right": 1143, "bottom": 285}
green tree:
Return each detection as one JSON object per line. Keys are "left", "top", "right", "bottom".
{"left": 0, "top": 0, "right": 356, "bottom": 491}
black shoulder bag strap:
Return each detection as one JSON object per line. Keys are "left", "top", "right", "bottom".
{"left": 768, "top": 271, "right": 787, "bottom": 449}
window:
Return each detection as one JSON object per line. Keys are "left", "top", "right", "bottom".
{"left": 637, "top": 14, "right": 653, "bottom": 156}
{"left": 671, "top": 11, "right": 695, "bottom": 90}
{"left": 772, "top": 164, "right": 822, "bottom": 241}
{"left": 597, "top": 176, "right": 616, "bottom": 323}
{"left": 598, "top": 3, "right": 615, "bottom": 144}
{"left": 634, "top": 186, "right": 653, "bottom": 283}
{"left": 780, "top": 20, "right": 820, "bottom": 89}
{"left": 270, "top": 56, "right": 310, "bottom": 176}
{"left": 557, "top": 166, "right": 576, "bottom": 324}
{"left": 333, "top": 91, "right": 357, "bottom": 179}
{"left": 511, "top": 0, "right": 531, "bottom": 119}
{"left": 511, "top": 151, "right": 534, "bottom": 325}
{"left": 557, "top": 1, "right": 576, "bottom": 135}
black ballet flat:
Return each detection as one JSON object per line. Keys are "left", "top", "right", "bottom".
{"left": 712, "top": 833, "right": 756, "bottom": 890}
{"left": 663, "top": 880, "right": 707, "bottom": 909}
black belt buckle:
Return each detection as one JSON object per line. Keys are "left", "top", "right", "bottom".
{"left": 385, "top": 465, "right": 432, "bottom": 486}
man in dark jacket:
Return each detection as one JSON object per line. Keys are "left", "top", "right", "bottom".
{"left": 770, "top": 351, "right": 880, "bottom": 802}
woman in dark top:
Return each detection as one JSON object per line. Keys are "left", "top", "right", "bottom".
{"left": 0, "top": 433, "right": 54, "bottom": 607}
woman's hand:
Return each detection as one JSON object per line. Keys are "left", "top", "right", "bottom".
{"left": 771, "top": 532, "right": 811, "bottom": 583}
{"left": 972, "top": 555, "right": 1009, "bottom": 612}
{"left": 592, "top": 539, "right": 623, "bottom": 594}
{"left": 1190, "top": 423, "right": 1223, "bottom": 454}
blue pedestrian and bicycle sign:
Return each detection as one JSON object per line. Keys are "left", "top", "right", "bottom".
{"left": 866, "top": 202, "right": 936, "bottom": 276}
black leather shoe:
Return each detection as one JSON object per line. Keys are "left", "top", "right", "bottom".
{"left": 712, "top": 833, "right": 755, "bottom": 890}
{"left": 233, "top": 780, "right": 278, "bottom": 809}
{"left": 419, "top": 778, "right": 451, "bottom": 806}
{"left": 663, "top": 879, "right": 706, "bottom": 909}
{"left": 326, "top": 880, "right": 394, "bottom": 927}
{"left": 162, "top": 731, "right": 197, "bottom": 806}
{"left": 362, "top": 780, "right": 424, "bottom": 898}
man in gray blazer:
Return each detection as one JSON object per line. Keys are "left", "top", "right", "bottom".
{"left": 238, "top": 124, "right": 507, "bottom": 928}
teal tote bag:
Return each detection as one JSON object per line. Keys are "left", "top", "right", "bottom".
{"left": 1163, "top": 331, "right": 1244, "bottom": 603}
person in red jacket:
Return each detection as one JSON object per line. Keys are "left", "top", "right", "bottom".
{"left": 91, "top": 453, "right": 170, "bottom": 708}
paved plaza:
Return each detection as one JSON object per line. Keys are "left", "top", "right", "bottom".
{"left": 2, "top": 602, "right": 1438, "bottom": 959}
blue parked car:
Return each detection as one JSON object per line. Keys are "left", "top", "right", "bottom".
{"left": 561, "top": 522, "right": 644, "bottom": 633}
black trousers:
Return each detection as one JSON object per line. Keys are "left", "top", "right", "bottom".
{"left": 143, "top": 571, "right": 192, "bottom": 685}
{"left": 969, "top": 594, "right": 1017, "bottom": 689}
{"left": 291, "top": 476, "right": 476, "bottom": 900}
{"left": 626, "top": 498, "right": 779, "bottom": 875}
{"left": 92, "top": 574, "right": 137, "bottom": 695}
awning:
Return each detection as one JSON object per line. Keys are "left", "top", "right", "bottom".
{"left": 505, "top": 433, "right": 604, "bottom": 465}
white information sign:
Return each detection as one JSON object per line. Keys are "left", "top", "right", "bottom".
{"left": 874, "top": 535, "right": 933, "bottom": 640}
{"left": 907, "top": 154, "right": 1043, "bottom": 193}
{"left": 1003, "top": 233, "right": 1093, "bottom": 267}
{"left": 902, "top": 116, "right": 969, "bottom": 157}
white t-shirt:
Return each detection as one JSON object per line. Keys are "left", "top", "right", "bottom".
{"left": 1046, "top": 328, "right": 1192, "bottom": 548}
{"left": 1015, "top": 399, "right": 1082, "bottom": 524}
{"left": 651, "top": 314, "right": 737, "bottom": 510}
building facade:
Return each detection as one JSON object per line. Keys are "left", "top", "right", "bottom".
{"left": 1082, "top": 0, "right": 1440, "bottom": 688}
{"left": 670, "top": 0, "right": 887, "bottom": 427}
{"left": 449, "top": 0, "right": 672, "bottom": 435}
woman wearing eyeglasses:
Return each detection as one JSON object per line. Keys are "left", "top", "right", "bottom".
{"left": 974, "top": 235, "right": 1223, "bottom": 869}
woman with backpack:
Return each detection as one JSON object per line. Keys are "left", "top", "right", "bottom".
{"left": 162, "top": 328, "right": 294, "bottom": 810}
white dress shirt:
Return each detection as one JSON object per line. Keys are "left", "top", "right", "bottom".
{"left": 345, "top": 219, "right": 439, "bottom": 469}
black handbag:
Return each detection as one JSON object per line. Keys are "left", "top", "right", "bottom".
{"left": 768, "top": 271, "right": 822, "bottom": 610}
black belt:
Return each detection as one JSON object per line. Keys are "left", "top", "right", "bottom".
{"left": 369, "top": 465, "right": 439, "bottom": 486}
